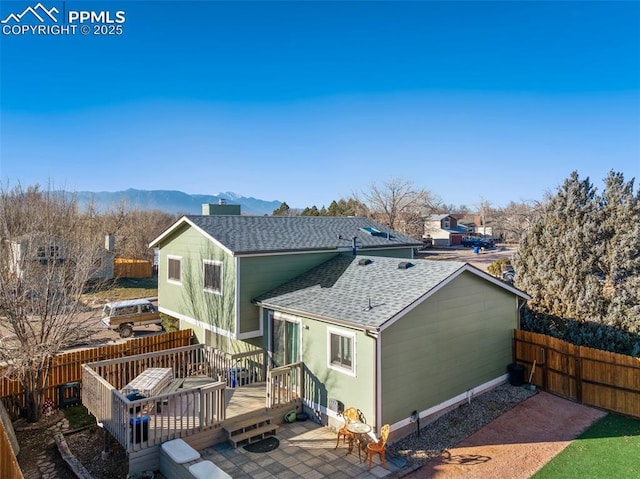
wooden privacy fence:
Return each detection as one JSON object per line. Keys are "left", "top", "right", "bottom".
{"left": 514, "top": 329, "right": 640, "bottom": 418}
{"left": 114, "top": 258, "right": 153, "bottom": 278}
{"left": 0, "top": 329, "right": 193, "bottom": 416}
{"left": 0, "top": 418, "right": 23, "bottom": 479}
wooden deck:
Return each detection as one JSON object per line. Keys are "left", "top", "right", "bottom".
{"left": 134, "top": 381, "right": 270, "bottom": 446}
{"left": 81, "top": 344, "right": 305, "bottom": 474}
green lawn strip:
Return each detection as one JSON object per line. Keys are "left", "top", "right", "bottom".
{"left": 82, "top": 277, "right": 158, "bottom": 303}
{"left": 533, "top": 412, "right": 640, "bottom": 479}
{"left": 62, "top": 405, "right": 96, "bottom": 430}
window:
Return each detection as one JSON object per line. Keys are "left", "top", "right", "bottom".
{"left": 36, "top": 244, "right": 61, "bottom": 262}
{"left": 203, "top": 260, "right": 222, "bottom": 294}
{"left": 328, "top": 328, "right": 355, "bottom": 375}
{"left": 167, "top": 256, "right": 181, "bottom": 283}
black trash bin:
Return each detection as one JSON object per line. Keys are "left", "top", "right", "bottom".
{"left": 129, "top": 415, "right": 149, "bottom": 443}
{"left": 507, "top": 363, "right": 525, "bottom": 386}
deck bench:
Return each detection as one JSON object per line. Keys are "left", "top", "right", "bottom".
{"left": 189, "top": 460, "right": 232, "bottom": 479}
{"left": 159, "top": 438, "right": 201, "bottom": 479}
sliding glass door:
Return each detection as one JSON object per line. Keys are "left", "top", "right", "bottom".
{"left": 271, "top": 312, "right": 301, "bottom": 367}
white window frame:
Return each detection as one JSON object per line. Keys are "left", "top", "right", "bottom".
{"left": 203, "top": 259, "right": 223, "bottom": 295}
{"left": 327, "top": 327, "right": 356, "bottom": 377}
{"left": 167, "top": 255, "right": 182, "bottom": 285}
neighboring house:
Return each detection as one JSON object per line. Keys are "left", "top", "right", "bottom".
{"left": 253, "top": 255, "right": 530, "bottom": 438}
{"left": 458, "top": 214, "right": 494, "bottom": 238}
{"left": 423, "top": 214, "right": 469, "bottom": 246}
{"left": 4, "top": 234, "right": 115, "bottom": 280}
{"left": 149, "top": 206, "right": 422, "bottom": 350}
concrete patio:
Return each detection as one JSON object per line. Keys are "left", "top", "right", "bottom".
{"left": 190, "top": 419, "right": 411, "bottom": 479}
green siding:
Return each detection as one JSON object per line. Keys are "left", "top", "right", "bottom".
{"left": 380, "top": 271, "right": 517, "bottom": 426}
{"left": 157, "top": 225, "right": 237, "bottom": 337}
{"left": 237, "top": 253, "right": 338, "bottom": 342}
{"left": 301, "top": 319, "right": 377, "bottom": 425}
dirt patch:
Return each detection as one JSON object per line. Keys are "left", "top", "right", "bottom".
{"left": 404, "top": 392, "right": 607, "bottom": 478}
{"left": 15, "top": 412, "right": 128, "bottom": 479}
{"left": 64, "top": 425, "right": 129, "bottom": 479}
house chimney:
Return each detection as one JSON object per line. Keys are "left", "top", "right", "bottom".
{"left": 105, "top": 234, "right": 115, "bottom": 252}
{"left": 202, "top": 202, "right": 241, "bottom": 215}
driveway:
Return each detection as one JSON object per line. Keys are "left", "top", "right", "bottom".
{"left": 417, "top": 246, "right": 515, "bottom": 272}
{"left": 404, "top": 391, "right": 606, "bottom": 478}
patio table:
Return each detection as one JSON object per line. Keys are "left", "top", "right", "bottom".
{"left": 123, "top": 367, "right": 173, "bottom": 398}
{"left": 346, "top": 421, "right": 372, "bottom": 462}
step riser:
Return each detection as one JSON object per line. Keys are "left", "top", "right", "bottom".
{"left": 224, "top": 417, "right": 278, "bottom": 448}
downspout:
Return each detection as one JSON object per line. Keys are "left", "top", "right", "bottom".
{"left": 517, "top": 297, "right": 526, "bottom": 330}
{"left": 366, "top": 328, "right": 381, "bottom": 433}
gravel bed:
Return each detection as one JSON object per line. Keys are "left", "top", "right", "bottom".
{"left": 389, "top": 383, "right": 537, "bottom": 466}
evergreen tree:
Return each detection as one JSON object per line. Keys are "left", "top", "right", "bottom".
{"left": 515, "top": 171, "right": 599, "bottom": 319}
{"left": 514, "top": 170, "right": 640, "bottom": 333}
{"left": 301, "top": 206, "right": 320, "bottom": 216}
{"left": 597, "top": 171, "right": 640, "bottom": 332}
{"left": 272, "top": 202, "right": 290, "bottom": 216}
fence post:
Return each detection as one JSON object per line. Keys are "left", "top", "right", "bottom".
{"left": 575, "top": 355, "right": 582, "bottom": 404}
{"left": 541, "top": 347, "right": 547, "bottom": 391}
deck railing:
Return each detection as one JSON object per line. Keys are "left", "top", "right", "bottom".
{"left": 82, "top": 344, "right": 266, "bottom": 452}
{"left": 205, "top": 347, "right": 267, "bottom": 388}
{"left": 267, "top": 361, "right": 303, "bottom": 409}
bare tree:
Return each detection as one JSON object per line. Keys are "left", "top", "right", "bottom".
{"left": 492, "top": 201, "right": 542, "bottom": 243}
{"left": 361, "top": 178, "right": 437, "bottom": 230}
{"left": 101, "top": 203, "right": 176, "bottom": 261}
{"left": 0, "top": 184, "right": 104, "bottom": 422}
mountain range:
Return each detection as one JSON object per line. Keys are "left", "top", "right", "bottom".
{"left": 74, "top": 189, "right": 283, "bottom": 216}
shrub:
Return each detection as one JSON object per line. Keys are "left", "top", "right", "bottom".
{"left": 487, "top": 258, "right": 511, "bottom": 278}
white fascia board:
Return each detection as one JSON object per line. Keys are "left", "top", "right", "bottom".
{"left": 160, "top": 306, "right": 236, "bottom": 339}
{"left": 159, "top": 305, "right": 262, "bottom": 342}
{"left": 149, "top": 217, "right": 235, "bottom": 256}
{"left": 463, "top": 263, "right": 532, "bottom": 300}
{"left": 390, "top": 374, "right": 508, "bottom": 431}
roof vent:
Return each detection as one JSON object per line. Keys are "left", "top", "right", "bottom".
{"left": 358, "top": 258, "right": 372, "bottom": 266}
{"left": 398, "top": 261, "right": 414, "bottom": 270}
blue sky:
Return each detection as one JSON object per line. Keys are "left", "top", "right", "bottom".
{"left": 1, "top": 1, "right": 639, "bottom": 210}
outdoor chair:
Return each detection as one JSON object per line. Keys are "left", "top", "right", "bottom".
{"left": 366, "top": 424, "right": 390, "bottom": 470}
{"left": 334, "top": 406, "right": 359, "bottom": 450}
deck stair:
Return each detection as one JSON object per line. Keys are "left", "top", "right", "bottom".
{"left": 224, "top": 414, "right": 279, "bottom": 448}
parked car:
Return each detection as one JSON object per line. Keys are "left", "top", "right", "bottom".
{"left": 461, "top": 237, "right": 495, "bottom": 248}
{"left": 101, "top": 298, "right": 162, "bottom": 338}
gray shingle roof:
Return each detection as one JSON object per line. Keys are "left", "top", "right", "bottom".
{"left": 184, "top": 216, "right": 421, "bottom": 254}
{"left": 254, "top": 255, "right": 466, "bottom": 329}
